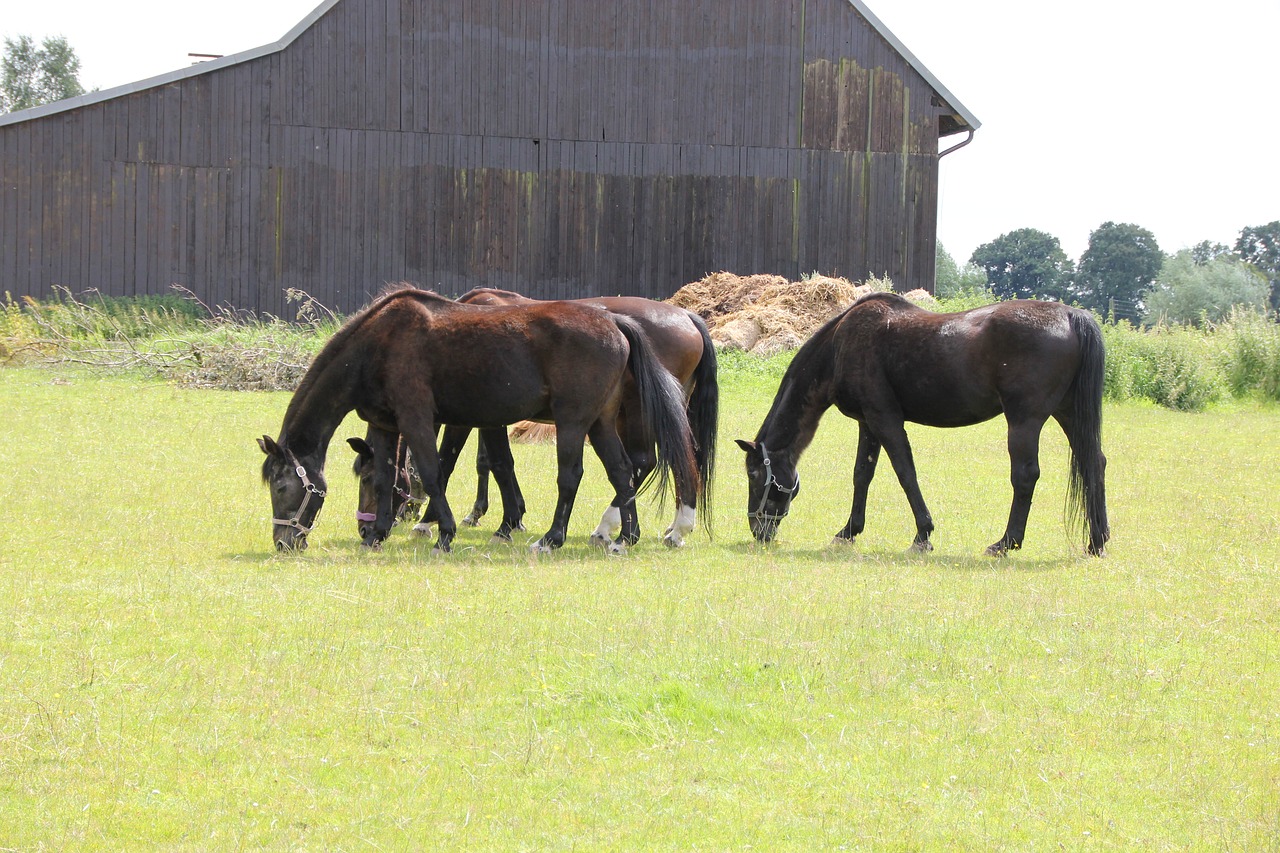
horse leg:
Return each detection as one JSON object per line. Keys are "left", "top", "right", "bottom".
{"left": 463, "top": 430, "right": 489, "bottom": 527}
{"left": 400, "top": 420, "right": 458, "bottom": 554}
{"left": 587, "top": 419, "right": 641, "bottom": 553}
{"left": 987, "top": 418, "right": 1045, "bottom": 557}
{"left": 477, "top": 427, "right": 524, "bottom": 542}
{"left": 535, "top": 425, "right": 589, "bottom": 553}
{"left": 834, "top": 424, "right": 881, "bottom": 544}
{"left": 362, "top": 426, "right": 403, "bottom": 549}
{"left": 868, "top": 416, "right": 935, "bottom": 552}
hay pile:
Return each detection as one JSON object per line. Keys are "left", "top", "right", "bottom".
{"left": 668, "top": 272, "right": 910, "bottom": 356}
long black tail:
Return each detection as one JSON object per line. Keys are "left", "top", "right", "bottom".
{"left": 684, "top": 310, "right": 719, "bottom": 530}
{"left": 1066, "top": 309, "right": 1110, "bottom": 555}
{"left": 612, "top": 314, "right": 700, "bottom": 512}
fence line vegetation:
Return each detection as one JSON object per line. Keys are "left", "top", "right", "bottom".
{"left": 3, "top": 286, "right": 1278, "bottom": 409}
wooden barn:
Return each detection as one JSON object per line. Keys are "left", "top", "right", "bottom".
{"left": 0, "top": 0, "right": 978, "bottom": 315}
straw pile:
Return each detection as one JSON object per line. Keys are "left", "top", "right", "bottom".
{"left": 668, "top": 271, "right": 927, "bottom": 356}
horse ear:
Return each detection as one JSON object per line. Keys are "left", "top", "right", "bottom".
{"left": 258, "top": 435, "right": 281, "bottom": 457}
{"left": 735, "top": 439, "right": 759, "bottom": 455}
{"left": 347, "top": 437, "right": 373, "bottom": 459}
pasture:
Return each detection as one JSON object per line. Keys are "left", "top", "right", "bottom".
{"left": 1, "top": 364, "right": 1278, "bottom": 849}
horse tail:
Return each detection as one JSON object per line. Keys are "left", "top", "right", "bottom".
{"left": 684, "top": 310, "right": 719, "bottom": 530}
{"left": 1065, "top": 309, "right": 1110, "bottom": 555}
{"left": 612, "top": 314, "right": 700, "bottom": 511}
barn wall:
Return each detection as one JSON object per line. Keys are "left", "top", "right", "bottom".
{"left": 0, "top": 0, "right": 951, "bottom": 316}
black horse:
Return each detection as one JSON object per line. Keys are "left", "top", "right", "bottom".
{"left": 736, "top": 293, "right": 1109, "bottom": 556}
{"left": 259, "top": 285, "right": 698, "bottom": 554}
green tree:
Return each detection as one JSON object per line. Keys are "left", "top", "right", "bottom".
{"left": 934, "top": 242, "right": 988, "bottom": 298}
{"left": 969, "top": 228, "right": 1073, "bottom": 301}
{"left": 1234, "top": 221, "right": 1280, "bottom": 311}
{"left": 1143, "top": 250, "right": 1269, "bottom": 326}
{"left": 1073, "top": 222, "right": 1163, "bottom": 322}
{"left": 1, "top": 34, "right": 85, "bottom": 113}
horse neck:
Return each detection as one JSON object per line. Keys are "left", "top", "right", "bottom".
{"left": 757, "top": 338, "right": 835, "bottom": 461}
{"left": 280, "top": 352, "right": 359, "bottom": 466}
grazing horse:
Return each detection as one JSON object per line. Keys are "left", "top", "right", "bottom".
{"left": 736, "top": 293, "right": 1109, "bottom": 556}
{"left": 258, "top": 285, "right": 699, "bottom": 554}
{"left": 366, "top": 287, "right": 719, "bottom": 548}
{"left": 348, "top": 424, "right": 515, "bottom": 541}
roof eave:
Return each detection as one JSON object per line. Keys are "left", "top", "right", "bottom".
{"left": 0, "top": 0, "right": 342, "bottom": 128}
{"left": 844, "top": 0, "right": 982, "bottom": 135}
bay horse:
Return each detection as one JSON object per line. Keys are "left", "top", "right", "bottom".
{"left": 362, "top": 287, "right": 719, "bottom": 548}
{"left": 736, "top": 293, "right": 1109, "bottom": 556}
{"left": 259, "top": 285, "right": 698, "bottom": 554}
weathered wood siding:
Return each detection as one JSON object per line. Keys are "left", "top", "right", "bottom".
{"left": 0, "top": 0, "right": 960, "bottom": 315}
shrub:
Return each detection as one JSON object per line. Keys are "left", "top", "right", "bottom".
{"left": 1130, "top": 324, "right": 1224, "bottom": 412}
{"left": 1214, "top": 307, "right": 1280, "bottom": 401}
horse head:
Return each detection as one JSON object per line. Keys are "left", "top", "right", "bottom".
{"left": 347, "top": 432, "right": 422, "bottom": 546}
{"left": 735, "top": 439, "right": 801, "bottom": 542}
{"left": 259, "top": 435, "right": 328, "bottom": 552}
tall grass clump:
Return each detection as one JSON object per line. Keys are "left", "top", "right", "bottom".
{"left": 1099, "top": 320, "right": 1224, "bottom": 411}
{"left": 0, "top": 286, "right": 343, "bottom": 390}
{"left": 1213, "top": 307, "right": 1280, "bottom": 401}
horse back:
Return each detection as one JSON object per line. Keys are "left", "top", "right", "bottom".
{"left": 834, "top": 296, "right": 1084, "bottom": 427}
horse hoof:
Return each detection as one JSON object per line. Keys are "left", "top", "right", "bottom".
{"left": 531, "top": 540, "right": 554, "bottom": 554}
{"left": 984, "top": 543, "right": 1008, "bottom": 557}
{"left": 431, "top": 545, "right": 451, "bottom": 556}
{"left": 361, "top": 540, "right": 383, "bottom": 552}
{"left": 412, "top": 523, "right": 434, "bottom": 537}
{"left": 831, "top": 535, "right": 855, "bottom": 546}
{"left": 662, "top": 532, "right": 685, "bottom": 548}
{"left": 461, "top": 514, "right": 480, "bottom": 527}
{"left": 607, "top": 541, "right": 628, "bottom": 556}
{"left": 588, "top": 531, "right": 610, "bottom": 549}
{"left": 911, "top": 540, "right": 934, "bottom": 554}
{"left": 490, "top": 532, "right": 513, "bottom": 544}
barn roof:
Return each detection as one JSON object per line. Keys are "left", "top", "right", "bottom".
{"left": 0, "top": 0, "right": 979, "bottom": 133}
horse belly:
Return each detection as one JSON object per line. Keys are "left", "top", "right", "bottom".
{"left": 432, "top": 372, "right": 550, "bottom": 428}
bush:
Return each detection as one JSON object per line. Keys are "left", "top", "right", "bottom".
{"left": 1214, "top": 307, "right": 1280, "bottom": 401}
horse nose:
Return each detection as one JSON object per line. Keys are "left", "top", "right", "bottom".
{"left": 276, "top": 539, "right": 287, "bottom": 552}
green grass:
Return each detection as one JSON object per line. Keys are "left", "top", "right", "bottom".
{"left": 1, "top": 366, "right": 1278, "bottom": 849}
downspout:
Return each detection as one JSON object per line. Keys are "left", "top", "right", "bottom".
{"left": 939, "top": 129, "right": 975, "bottom": 158}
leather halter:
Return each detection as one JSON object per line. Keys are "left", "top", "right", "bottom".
{"left": 749, "top": 443, "right": 800, "bottom": 524}
{"left": 274, "top": 452, "right": 327, "bottom": 535}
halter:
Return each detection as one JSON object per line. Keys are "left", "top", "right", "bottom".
{"left": 354, "top": 441, "right": 422, "bottom": 527}
{"left": 749, "top": 443, "right": 800, "bottom": 524}
{"left": 274, "top": 452, "right": 327, "bottom": 535}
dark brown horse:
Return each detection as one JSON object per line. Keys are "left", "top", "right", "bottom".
{"left": 348, "top": 423, "right": 515, "bottom": 540}
{"left": 259, "top": 285, "right": 699, "bottom": 554}
{"left": 366, "top": 287, "right": 719, "bottom": 548}
{"left": 736, "top": 293, "right": 1109, "bottom": 556}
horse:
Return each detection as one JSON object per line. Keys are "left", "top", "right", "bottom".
{"left": 258, "top": 285, "right": 699, "bottom": 554}
{"left": 348, "top": 423, "right": 516, "bottom": 541}
{"left": 736, "top": 292, "right": 1109, "bottom": 556}
{"left": 362, "top": 287, "right": 719, "bottom": 548}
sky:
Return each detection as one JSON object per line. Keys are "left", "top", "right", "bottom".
{"left": 6, "top": 0, "right": 1278, "bottom": 266}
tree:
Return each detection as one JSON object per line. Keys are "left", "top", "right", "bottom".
{"left": 933, "top": 242, "right": 988, "bottom": 298}
{"left": 1235, "top": 221, "right": 1280, "bottom": 311}
{"left": 969, "top": 228, "right": 1073, "bottom": 301}
{"left": 1143, "top": 250, "right": 1269, "bottom": 326}
{"left": 1073, "top": 222, "right": 1163, "bottom": 322}
{"left": 1, "top": 35, "right": 85, "bottom": 113}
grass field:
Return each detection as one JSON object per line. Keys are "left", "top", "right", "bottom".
{"left": 1, "top": 365, "right": 1278, "bottom": 850}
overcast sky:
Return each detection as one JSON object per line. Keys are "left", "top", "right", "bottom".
{"left": 6, "top": 0, "right": 1277, "bottom": 266}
